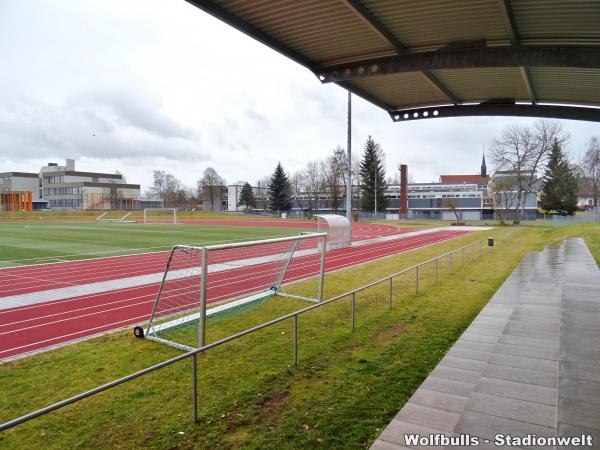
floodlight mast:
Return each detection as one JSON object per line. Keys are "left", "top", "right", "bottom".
{"left": 346, "top": 91, "right": 352, "bottom": 231}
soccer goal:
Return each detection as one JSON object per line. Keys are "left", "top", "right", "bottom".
{"left": 143, "top": 208, "right": 177, "bottom": 224}
{"left": 135, "top": 232, "right": 327, "bottom": 352}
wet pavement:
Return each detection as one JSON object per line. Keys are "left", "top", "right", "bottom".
{"left": 371, "top": 238, "right": 600, "bottom": 449}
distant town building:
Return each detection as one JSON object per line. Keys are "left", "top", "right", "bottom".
{"left": 1, "top": 159, "right": 161, "bottom": 211}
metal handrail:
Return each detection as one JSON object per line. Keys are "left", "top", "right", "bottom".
{"left": 0, "top": 233, "right": 504, "bottom": 432}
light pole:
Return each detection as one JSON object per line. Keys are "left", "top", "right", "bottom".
{"left": 346, "top": 91, "right": 352, "bottom": 225}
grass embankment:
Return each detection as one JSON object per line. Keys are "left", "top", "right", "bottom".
{"left": 1, "top": 224, "right": 599, "bottom": 449}
{"left": 0, "top": 222, "right": 307, "bottom": 267}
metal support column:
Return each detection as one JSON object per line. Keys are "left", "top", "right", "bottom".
{"left": 199, "top": 248, "right": 208, "bottom": 348}
{"left": 293, "top": 315, "right": 298, "bottom": 365}
{"left": 192, "top": 354, "right": 198, "bottom": 423}
{"left": 416, "top": 266, "right": 420, "bottom": 294}
{"left": 318, "top": 236, "right": 327, "bottom": 301}
{"left": 351, "top": 293, "right": 356, "bottom": 331}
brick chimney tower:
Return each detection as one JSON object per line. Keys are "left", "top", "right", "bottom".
{"left": 400, "top": 164, "right": 408, "bottom": 219}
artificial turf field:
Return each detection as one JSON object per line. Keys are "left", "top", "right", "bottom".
{"left": 0, "top": 221, "right": 307, "bottom": 267}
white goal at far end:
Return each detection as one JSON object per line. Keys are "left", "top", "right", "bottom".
{"left": 143, "top": 208, "right": 177, "bottom": 224}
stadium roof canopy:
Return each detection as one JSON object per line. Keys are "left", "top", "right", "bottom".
{"left": 187, "top": 0, "right": 600, "bottom": 122}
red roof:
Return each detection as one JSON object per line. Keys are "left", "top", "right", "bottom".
{"left": 439, "top": 175, "right": 489, "bottom": 185}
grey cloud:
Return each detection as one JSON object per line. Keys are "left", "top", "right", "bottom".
{"left": 244, "top": 106, "right": 270, "bottom": 130}
{"left": 0, "top": 92, "right": 206, "bottom": 162}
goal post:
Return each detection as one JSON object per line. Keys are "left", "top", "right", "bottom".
{"left": 139, "top": 232, "right": 327, "bottom": 351}
{"left": 143, "top": 208, "right": 177, "bottom": 224}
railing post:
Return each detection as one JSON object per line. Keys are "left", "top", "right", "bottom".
{"left": 416, "top": 265, "right": 419, "bottom": 294}
{"left": 293, "top": 315, "right": 298, "bottom": 365}
{"left": 192, "top": 354, "right": 198, "bottom": 423}
{"left": 388, "top": 277, "right": 393, "bottom": 309}
{"left": 351, "top": 293, "right": 356, "bottom": 331}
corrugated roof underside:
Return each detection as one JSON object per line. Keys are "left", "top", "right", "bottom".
{"left": 513, "top": 0, "right": 600, "bottom": 44}
{"left": 351, "top": 72, "right": 449, "bottom": 108}
{"left": 430, "top": 68, "right": 530, "bottom": 102}
{"left": 216, "top": 0, "right": 392, "bottom": 64}
{"left": 531, "top": 68, "right": 600, "bottom": 105}
{"left": 361, "top": 0, "right": 509, "bottom": 49}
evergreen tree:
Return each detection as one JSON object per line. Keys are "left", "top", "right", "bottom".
{"left": 268, "top": 162, "right": 292, "bottom": 212}
{"left": 359, "top": 136, "right": 389, "bottom": 212}
{"left": 540, "top": 140, "right": 578, "bottom": 215}
{"left": 238, "top": 182, "right": 256, "bottom": 210}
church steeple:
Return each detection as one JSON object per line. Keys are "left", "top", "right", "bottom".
{"left": 481, "top": 150, "right": 487, "bottom": 177}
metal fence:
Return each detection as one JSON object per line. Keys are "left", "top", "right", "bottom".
{"left": 0, "top": 233, "right": 508, "bottom": 432}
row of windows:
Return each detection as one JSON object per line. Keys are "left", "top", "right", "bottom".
{"left": 408, "top": 193, "right": 481, "bottom": 199}
{"left": 45, "top": 187, "right": 82, "bottom": 195}
{"left": 0, "top": 177, "right": 6, "bottom": 184}
{"left": 49, "top": 199, "right": 82, "bottom": 207}
{"left": 45, "top": 176, "right": 65, "bottom": 184}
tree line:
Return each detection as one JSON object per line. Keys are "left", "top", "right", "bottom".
{"left": 148, "top": 120, "right": 600, "bottom": 218}
{"left": 149, "top": 136, "right": 392, "bottom": 214}
{"left": 239, "top": 136, "right": 391, "bottom": 214}
{"left": 489, "top": 120, "right": 600, "bottom": 220}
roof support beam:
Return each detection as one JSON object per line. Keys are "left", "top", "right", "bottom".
{"left": 389, "top": 103, "right": 600, "bottom": 123}
{"left": 498, "top": 0, "right": 520, "bottom": 45}
{"left": 343, "top": 0, "right": 405, "bottom": 54}
{"left": 519, "top": 67, "right": 538, "bottom": 104}
{"left": 342, "top": 0, "right": 459, "bottom": 105}
{"left": 498, "top": 0, "right": 538, "bottom": 104}
{"left": 319, "top": 46, "right": 600, "bottom": 82}
{"left": 421, "top": 71, "right": 460, "bottom": 105}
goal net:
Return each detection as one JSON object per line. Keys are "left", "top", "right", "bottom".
{"left": 140, "top": 232, "right": 327, "bottom": 351}
{"left": 143, "top": 208, "right": 177, "bottom": 224}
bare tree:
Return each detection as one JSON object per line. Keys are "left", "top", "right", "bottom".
{"left": 442, "top": 198, "right": 462, "bottom": 224}
{"left": 290, "top": 170, "right": 304, "bottom": 211}
{"left": 489, "top": 121, "right": 567, "bottom": 221}
{"left": 489, "top": 175, "right": 518, "bottom": 224}
{"left": 199, "top": 167, "right": 226, "bottom": 211}
{"left": 581, "top": 136, "right": 600, "bottom": 207}
{"left": 321, "top": 146, "right": 347, "bottom": 213}
{"left": 302, "top": 160, "right": 323, "bottom": 216}
{"left": 150, "top": 170, "right": 186, "bottom": 207}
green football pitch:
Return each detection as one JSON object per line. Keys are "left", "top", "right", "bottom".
{"left": 0, "top": 222, "right": 306, "bottom": 268}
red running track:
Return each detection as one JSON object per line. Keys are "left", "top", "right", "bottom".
{"left": 0, "top": 228, "right": 471, "bottom": 360}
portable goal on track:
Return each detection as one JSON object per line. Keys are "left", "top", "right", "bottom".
{"left": 136, "top": 232, "right": 327, "bottom": 351}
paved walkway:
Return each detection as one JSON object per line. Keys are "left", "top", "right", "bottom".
{"left": 371, "top": 238, "right": 600, "bottom": 449}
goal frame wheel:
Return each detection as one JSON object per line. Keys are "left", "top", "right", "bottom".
{"left": 133, "top": 326, "right": 145, "bottom": 338}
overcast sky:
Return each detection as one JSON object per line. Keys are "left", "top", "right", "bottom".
{"left": 1, "top": 0, "right": 598, "bottom": 192}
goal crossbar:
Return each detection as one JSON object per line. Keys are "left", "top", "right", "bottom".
{"left": 143, "top": 208, "right": 177, "bottom": 224}
{"left": 144, "top": 232, "right": 327, "bottom": 351}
